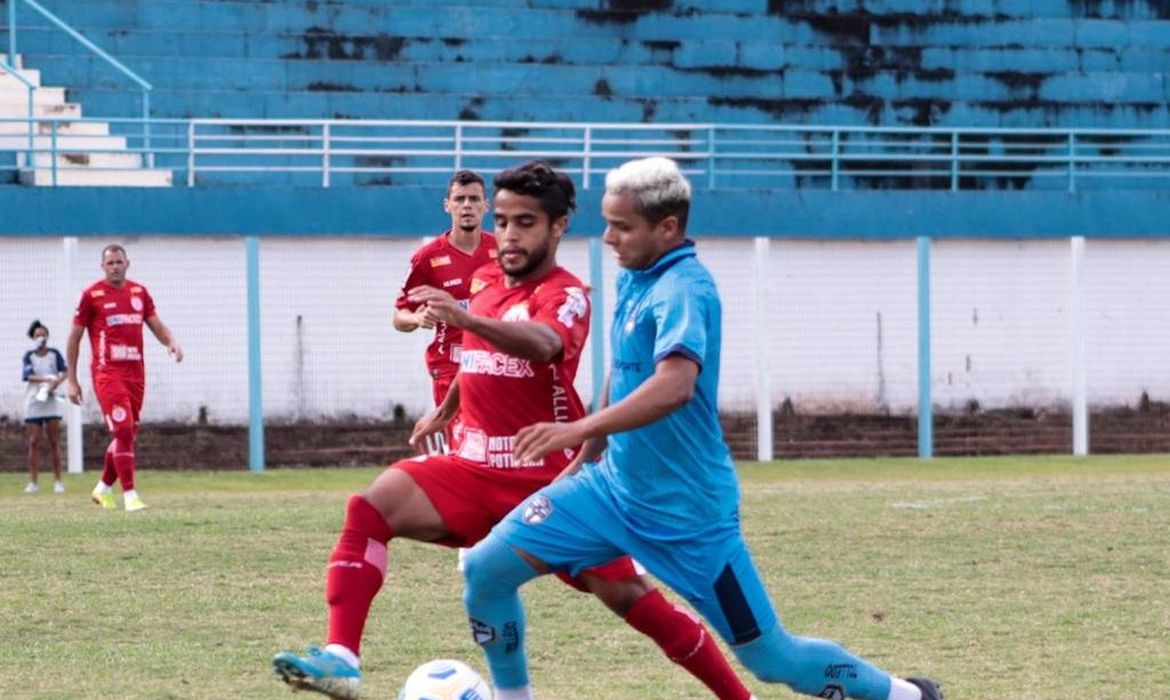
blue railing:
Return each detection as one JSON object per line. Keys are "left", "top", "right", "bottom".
{"left": 3, "top": 118, "right": 1170, "bottom": 191}
{"left": 5, "top": 0, "right": 152, "bottom": 164}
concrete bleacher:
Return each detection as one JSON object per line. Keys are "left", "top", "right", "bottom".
{"left": 4, "top": 0, "right": 1169, "bottom": 128}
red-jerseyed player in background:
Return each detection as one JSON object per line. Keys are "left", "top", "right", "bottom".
{"left": 65, "top": 244, "right": 183, "bottom": 512}
{"left": 393, "top": 170, "right": 496, "bottom": 421}
{"left": 273, "top": 161, "right": 755, "bottom": 700}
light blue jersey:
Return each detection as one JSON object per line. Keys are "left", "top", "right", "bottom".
{"left": 594, "top": 241, "right": 740, "bottom": 531}
{"left": 473, "top": 238, "right": 902, "bottom": 699}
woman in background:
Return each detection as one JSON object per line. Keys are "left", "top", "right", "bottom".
{"left": 23, "top": 320, "right": 67, "bottom": 494}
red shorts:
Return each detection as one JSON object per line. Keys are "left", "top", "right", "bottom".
{"left": 93, "top": 373, "right": 144, "bottom": 433}
{"left": 394, "top": 454, "right": 639, "bottom": 591}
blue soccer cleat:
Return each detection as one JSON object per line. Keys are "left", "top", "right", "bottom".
{"left": 272, "top": 646, "right": 361, "bottom": 699}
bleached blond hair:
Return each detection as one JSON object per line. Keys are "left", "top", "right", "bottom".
{"left": 604, "top": 157, "right": 691, "bottom": 233}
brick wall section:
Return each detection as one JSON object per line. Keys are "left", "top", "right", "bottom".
{"left": 2, "top": 407, "right": 1167, "bottom": 471}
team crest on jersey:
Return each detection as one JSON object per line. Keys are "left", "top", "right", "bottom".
{"left": 502, "top": 303, "right": 530, "bottom": 322}
{"left": 130, "top": 296, "right": 144, "bottom": 311}
{"left": 522, "top": 496, "right": 553, "bottom": 525}
{"left": 430, "top": 255, "right": 452, "bottom": 267}
{"left": 469, "top": 277, "right": 487, "bottom": 295}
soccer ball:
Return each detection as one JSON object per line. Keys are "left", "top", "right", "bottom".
{"left": 397, "top": 659, "right": 492, "bottom": 700}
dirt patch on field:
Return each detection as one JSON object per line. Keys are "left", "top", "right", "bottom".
{"left": 2, "top": 406, "right": 1168, "bottom": 472}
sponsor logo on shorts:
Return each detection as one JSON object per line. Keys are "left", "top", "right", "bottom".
{"left": 469, "top": 618, "right": 495, "bottom": 646}
{"left": 522, "top": 496, "right": 553, "bottom": 525}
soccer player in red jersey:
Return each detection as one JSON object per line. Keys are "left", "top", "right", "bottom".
{"left": 394, "top": 170, "right": 496, "bottom": 416}
{"left": 273, "top": 161, "right": 754, "bottom": 700}
{"left": 65, "top": 244, "right": 183, "bottom": 512}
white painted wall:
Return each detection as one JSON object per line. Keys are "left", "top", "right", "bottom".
{"left": 2, "top": 236, "right": 1167, "bottom": 423}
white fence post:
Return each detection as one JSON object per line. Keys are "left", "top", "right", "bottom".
{"left": 62, "top": 236, "right": 84, "bottom": 474}
{"left": 1070, "top": 236, "right": 1088, "bottom": 456}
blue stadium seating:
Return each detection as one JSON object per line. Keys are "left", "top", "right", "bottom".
{"left": 3, "top": 0, "right": 1169, "bottom": 128}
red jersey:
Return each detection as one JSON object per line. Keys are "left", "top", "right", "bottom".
{"left": 454, "top": 264, "right": 591, "bottom": 476}
{"left": 72, "top": 279, "right": 157, "bottom": 378}
{"left": 395, "top": 231, "right": 497, "bottom": 381}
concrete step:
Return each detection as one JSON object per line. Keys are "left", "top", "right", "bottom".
{"left": 0, "top": 102, "right": 82, "bottom": 118}
{"left": 19, "top": 167, "right": 173, "bottom": 186}
{"left": 0, "top": 119, "right": 109, "bottom": 136}
{"left": 0, "top": 67, "right": 43, "bottom": 88}
{"left": 0, "top": 86, "right": 69, "bottom": 105}
{"left": 0, "top": 134, "right": 126, "bottom": 150}
{"left": 30, "top": 150, "right": 144, "bottom": 169}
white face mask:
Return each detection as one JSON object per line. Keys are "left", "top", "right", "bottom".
{"left": 34, "top": 336, "right": 46, "bottom": 349}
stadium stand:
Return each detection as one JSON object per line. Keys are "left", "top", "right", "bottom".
{"left": 5, "top": 0, "right": 1170, "bottom": 127}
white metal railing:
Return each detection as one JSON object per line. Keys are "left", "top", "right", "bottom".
{"left": 3, "top": 117, "right": 1170, "bottom": 190}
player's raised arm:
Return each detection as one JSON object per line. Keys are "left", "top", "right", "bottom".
{"left": 407, "top": 285, "right": 563, "bottom": 362}
{"left": 514, "top": 356, "right": 696, "bottom": 464}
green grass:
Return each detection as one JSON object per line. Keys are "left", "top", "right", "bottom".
{"left": 2, "top": 455, "right": 1168, "bottom": 699}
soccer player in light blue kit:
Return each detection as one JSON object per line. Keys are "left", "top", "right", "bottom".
{"left": 462, "top": 157, "right": 943, "bottom": 700}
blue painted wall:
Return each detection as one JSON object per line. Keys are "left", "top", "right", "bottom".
{"left": 4, "top": 0, "right": 1169, "bottom": 128}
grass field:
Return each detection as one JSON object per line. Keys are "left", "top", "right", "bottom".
{"left": 2, "top": 455, "right": 1168, "bottom": 699}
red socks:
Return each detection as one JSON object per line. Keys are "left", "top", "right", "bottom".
{"left": 101, "top": 442, "right": 118, "bottom": 487}
{"left": 110, "top": 430, "right": 136, "bottom": 491}
{"left": 325, "top": 495, "right": 395, "bottom": 655}
{"left": 625, "top": 589, "right": 752, "bottom": 700}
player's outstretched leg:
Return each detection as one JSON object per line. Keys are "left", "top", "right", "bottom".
{"left": 462, "top": 533, "right": 541, "bottom": 699}
{"left": 733, "top": 624, "right": 941, "bottom": 700}
{"left": 273, "top": 494, "right": 393, "bottom": 698}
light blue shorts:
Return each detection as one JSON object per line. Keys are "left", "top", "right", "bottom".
{"left": 494, "top": 468, "right": 778, "bottom": 644}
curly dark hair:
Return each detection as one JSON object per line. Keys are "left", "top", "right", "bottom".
{"left": 492, "top": 160, "right": 576, "bottom": 222}
{"left": 27, "top": 319, "right": 46, "bottom": 339}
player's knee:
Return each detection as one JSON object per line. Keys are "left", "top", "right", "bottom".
{"left": 587, "top": 574, "right": 652, "bottom": 617}
{"left": 342, "top": 494, "right": 394, "bottom": 541}
{"left": 463, "top": 536, "right": 537, "bottom": 603}
{"left": 111, "top": 423, "right": 136, "bottom": 452}
{"left": 462, "top": 538, "right": 503, "bottom": 598}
